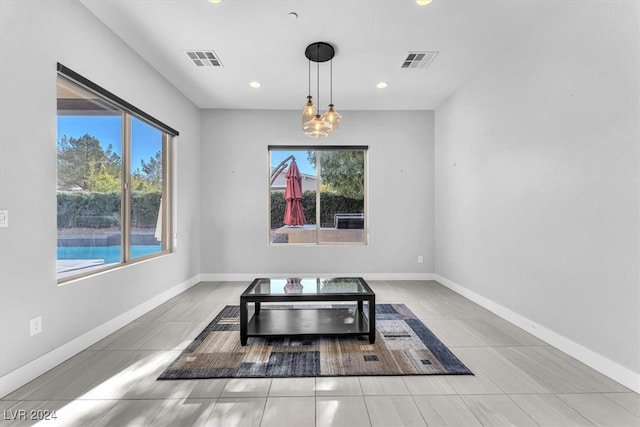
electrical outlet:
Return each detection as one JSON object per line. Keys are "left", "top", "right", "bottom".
{"left": 30, "top": 316, "right": 42, "bottom": 336}
{"left": 0, "top": 210, "right": 7, "bottom": 228}
{"left": 418, "top": 255, "right": 424, "bottom": 264}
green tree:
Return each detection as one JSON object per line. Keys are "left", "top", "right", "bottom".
{"left": 132, "top": 151, "right": 162, "bottom": 192}
{"left": 91, "top": 168, "right": 121, "bottom": 192}
{"left": 57, "top": 134, "right": 121, "bottom": 191}
{"left": 307, "top": 150, "right": 364, "bottom": 199}
{"left": 103, "top": 143, "right": 122, "bottom": 180}
{"left": 140, "top": 151, "right": 162, "bottom": 188}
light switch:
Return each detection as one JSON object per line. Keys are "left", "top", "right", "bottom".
{"left": 0, "top": 210, "right": 7, "bottom": 228}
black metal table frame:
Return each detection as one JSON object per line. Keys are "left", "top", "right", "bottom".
{"left": 239, "top": 277, "right": 376, "bottom": 346}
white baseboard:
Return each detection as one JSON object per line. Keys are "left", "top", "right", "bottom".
{"left": 364, "top": 273, "right": 434, "bottom": 281}
{"left": 200, "top": 273, "right": 435, "bottom": 282}
{"left": 434, "top": 274, "right": 640, "bottom": 394}
{"left": 0, "top": 274, "right": 201, "bottom": 398}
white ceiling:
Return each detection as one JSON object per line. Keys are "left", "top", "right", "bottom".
{"left": 80, "top": 0, "right": 550, "bottom": 111}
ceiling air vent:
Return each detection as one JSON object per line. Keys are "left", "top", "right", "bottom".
{"left": 185, "top": 50, "right": 223, "bottom": 67}
{"left": 400, "top": 51, "right": 438, "bottom": 69}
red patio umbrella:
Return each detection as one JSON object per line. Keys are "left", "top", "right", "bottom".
{"left": 283, "top": 159, "right": 306, "bottom": 226}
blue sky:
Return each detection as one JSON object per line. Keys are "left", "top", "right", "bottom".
{"left": 57, "top": 116, "right": 162, "bottom": 170}
{"left": 59, "top": 117, "right": 318, "bottom": 177}
{"left": 270, "top": 150, "right": 316, "bottom": 176}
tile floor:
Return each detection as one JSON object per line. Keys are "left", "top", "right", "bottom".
{"left": 1, "top": 280, "right": 638, "bottom": 426}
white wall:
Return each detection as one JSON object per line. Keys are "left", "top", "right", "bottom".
{"left": 435, "top": 0, "right": 639, "bottom": 379}
{"left": 200, "top": 110, "right": 434, "bottom": 278}
{"left": 0, "top": 0, "right": 201, "bottom": 388}
{"left": 2, "top": 0, "right": 636, "bottom": 398}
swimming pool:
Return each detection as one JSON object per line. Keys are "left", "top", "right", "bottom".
{"left": 57, "top": 245, "right": 161, "bottom": 263}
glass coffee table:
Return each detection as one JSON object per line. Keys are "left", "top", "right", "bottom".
{"left": 240, "top": 277, "right": 376, "bottom": 346}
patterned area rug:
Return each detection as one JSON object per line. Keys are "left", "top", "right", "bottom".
{"left": 158, "top": 304, "right": 472, "bottom": 379}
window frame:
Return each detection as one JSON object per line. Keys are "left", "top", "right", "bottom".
{"left": 268, "top": 145, "right": 369, "bottom": 246}
{"left": 57, "top": 64, "right": 177, "bottom": 283}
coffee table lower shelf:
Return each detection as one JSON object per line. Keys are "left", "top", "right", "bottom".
{"left": 244, "top": 307, "right": 373, "bottom": 344}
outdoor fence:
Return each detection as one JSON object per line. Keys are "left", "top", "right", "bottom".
{"left": 57, "top": 191, "right": 161, "bottom": 229}
{"left": 59, "top": 190, "right": 362, "bottom": 230}
{"left": 271, "top": 190, "right": 364, "bottom": 229}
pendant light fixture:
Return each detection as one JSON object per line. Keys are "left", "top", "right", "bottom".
{"left": 301, "top": 58, "right": 316, "bottom": 129}
{"left": 302, "top": 42, "right": 340, "bottom": 138}
{"left": 321, "top": 59, "right": 342, "bottom": 132}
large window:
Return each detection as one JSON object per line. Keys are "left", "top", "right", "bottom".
{"left": 56, "top": 65, "right": 176, "bottom": 282}
{"left": 269, "top": 146, "right": 367, "bottom": 245}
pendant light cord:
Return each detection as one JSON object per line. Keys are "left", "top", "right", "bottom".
{"left": 316, "top": 44, "right": 320, "bottom": 110}
{"left": 308, "top": 58, "right": 311, "bottom": 97}
{"left": 330, "top": 59, "right": 333, "bottom": 105}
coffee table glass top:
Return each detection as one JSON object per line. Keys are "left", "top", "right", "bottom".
{"left": 244, "top": 277, "right": 372, "bottom": 296}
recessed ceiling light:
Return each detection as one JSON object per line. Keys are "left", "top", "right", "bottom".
{"left": 208, "top": 0, "right": 222, "bottom": 3}
{"left": 376, "top": 82, "right": 389, "bottom": 89}
{"left": 249, "top": 81, "right": 261, "bottom": 88}
{"left": 416, "top": 0, "right": 433, "bottom": 5}
{"left": 288, "top": 12, "right": 298, "bottom": 20}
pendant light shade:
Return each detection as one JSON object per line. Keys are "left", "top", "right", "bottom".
{"left": 302, "top": 42, "right": 341, "bottom": 138}
{"left": 302, "top": 55, "right": 316, "bottom": 132}
{"left": 302, "top": 96, "right": 316, "bottom": 131}
{"left": 304, "top": 114, "right": 331, "bottom": 138}
{"left": 321, "top": 104, "right": 342, "bottom": 132}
